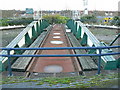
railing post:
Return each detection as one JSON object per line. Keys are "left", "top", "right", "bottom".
{"left": 97, "top": 48, "right": 102, "bottom": 74}
{"left": 7, "top": 49, "right": 13, "bottom": 76}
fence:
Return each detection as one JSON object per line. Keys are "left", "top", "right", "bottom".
{"left": 0, "top": 45, "right": 120, "bottom": 76}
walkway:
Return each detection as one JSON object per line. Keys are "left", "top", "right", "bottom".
{"left": 28, "top": 24, "right": 81, "bottom": 73}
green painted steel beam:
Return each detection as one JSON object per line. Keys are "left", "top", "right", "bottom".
{"left": 88, "top": 45, "right": 96, "bottom": 54}
{"left": 14, "top": 45, "right": 24, "bottom": 54}
{"left": 25, "top": 33, "right": 32, "bottom": 46}
{"left": 76, "top": 26, "right": 82, "bottom": 39}
{"left": 117, "top": 58, "right": 120, "bottom": 68}
{"left": 0, "top": 61, "right": 5, "bottom": 72}
{"left": 73, "top": 22, "right": 77, "bottom": 36}
{"left": 32, "top": 26, "right": 37, "bottom": 39}
{"left": 36, "top": 22, "right": 40, "bottom": 36}
{"left": 80, "top": 33, "right": 88, "bottom": 46}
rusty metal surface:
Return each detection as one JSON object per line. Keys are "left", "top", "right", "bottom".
{"left": 28, "top": 24, "right": 82, "bottom": 73}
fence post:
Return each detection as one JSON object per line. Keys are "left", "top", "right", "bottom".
{"left": 97, "top": 48, "right": 102, "bottom": 74}
{"left": 7, "top": 49, "right": 13, "bottom": 76}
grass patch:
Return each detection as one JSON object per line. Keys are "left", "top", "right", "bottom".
{"left": 1, "top": 76, "right": 39, "bottom": 85}
{"left": 1, "top": 73, "right": 118, "bottom": 88}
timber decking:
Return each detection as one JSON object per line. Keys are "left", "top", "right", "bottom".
{"left": 11, "top": 32, "right": 47, "bottom": 71}
{"left": 67, "top": 32, "right": 98, "bottom": 71}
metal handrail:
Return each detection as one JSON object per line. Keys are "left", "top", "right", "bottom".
{"left": 1, "top": 45, "right": 120, "bottom": 50}
{"left": 0, "top": 46, "right": 120, "bottom": 76}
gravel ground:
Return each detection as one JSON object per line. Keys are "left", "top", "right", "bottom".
{"left": 89, "top": 28, "right": 119, "bottom": 45}
{"left": 89, "top": 28, "right": 119, "bottom": 59}
{"left": 0, "top": 28, "right": 24, "bottom": 47}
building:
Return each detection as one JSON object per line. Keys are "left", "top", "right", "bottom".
{"left": 72, "top": 10, "right": 81, "bottom": 20}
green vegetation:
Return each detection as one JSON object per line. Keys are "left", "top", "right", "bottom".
{"left": 1, "top": 73, "right": 118, "bottom": 88}
{"left": 43, "top": 14, "right": 70, "bottom": 24}
{"left": 80, "top": 15, "right": 97, "bottom": 24}
{"left": 0, "top": 15, "right": 69, "bottom": 26}
{"left": 1, "top": 76, "right": 39, "bottom": 85}
{"left": 111, "top": 16, "right": 120, "bottom": 26}
{"left": 0, "top": 19, "right": 10, "bottom": 26}
{"left": 80, "top": 15, "right": 120, "bottom": 26}
{"left": 0, "top": 18, "right": 33, "bottom": 26}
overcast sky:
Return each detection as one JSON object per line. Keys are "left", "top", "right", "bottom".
{"left": 0, "top": 0, "right": 120, "bottom": 11}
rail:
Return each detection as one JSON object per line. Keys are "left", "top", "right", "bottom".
{"left": 0, "top": 45, "right": 120, "bottom": 76}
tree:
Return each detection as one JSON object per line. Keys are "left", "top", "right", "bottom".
{"left": 80, "top": 15, "right": 97, "bottom": 24}
{"left": 43, "top": 14, "right": 70, "bottom": 24}
{"left": 111, "top": 16, "right": 120, "bottom": 26}
{"left": 6, "top": 18, "right": 33, "bottom": 25}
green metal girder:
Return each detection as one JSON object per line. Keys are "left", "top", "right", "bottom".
{"left": 40, "top": 19, "right": 49, "bottom": 33}
{"left": 39, "top": 20, "right": 42, "bottom": 34}
{"left": 76, "top": 26, "right": 82, "bottom": 39}
{"left": 88, "top": 45, "right": 96, "bottom": 54}
{"left": 14, "top": 45, "right": 23, "bottom": 54}
{"left": 67, "top": 19, "right": 72, "bottom": 29}
{"left": 40, "top": 21, "right": 44, "bottom": 33}
{"left": 116, "top": 58, "right": 120, "bottom": 68}
{"left": 73, "top": 22, "right": 77, "bottom": 36}
{"left": 42, "top": 19, "right": 49, "bottom": 29}
{"left": 1, "top": 56, "right": 18, "bottom": 72}
{"left": 71, "top": 20, "right": 74, "bottom": 33}
{"left": 80, "top": 33, "right": 88, "bottom": 46}
{"left": 102, "top": 60, "right": 117, "bottom": 70}
{"left": 0, "top": 61, "right": 5, "bottom": 72}
{"left": 25, "top": 33, "right": 32, "bottom": 46}
{"left": 32, "top": 26, "right": 37, "bottom": 39}
{"left": 36, "top": 22, "right": 40, "bottom": 35}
